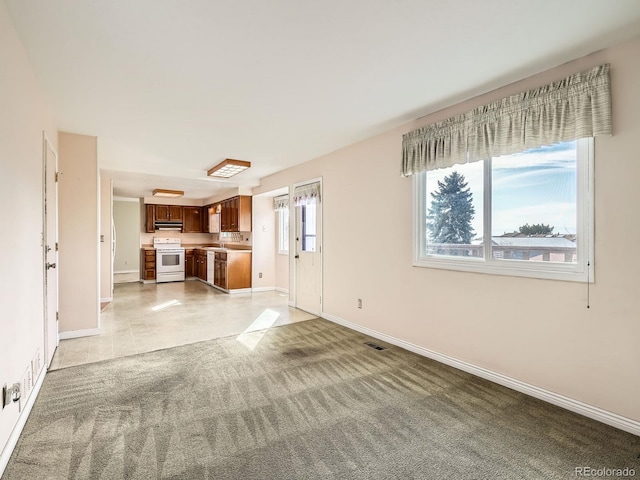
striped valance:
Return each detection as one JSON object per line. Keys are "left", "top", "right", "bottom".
{"left": 293, "top": 182, "right": 321, "bottom": 206}
{"left": 401, "top": 63, "right": 612, "bottom": 176}
{"left": 273, "top": 194, "right": 289, "bottom": 211}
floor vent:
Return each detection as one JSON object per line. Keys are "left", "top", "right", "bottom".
{"left": 364, "top": 342, "right": 386, "bottom": 351}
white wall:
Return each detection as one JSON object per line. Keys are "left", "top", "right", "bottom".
{"left": 58, "top": 132, "right": 99, "bottom": 335}
{"left": 0, "top": 0, "right": 56, "bottom": 468}
{"left": 254, "top": 37, "right": 640, "bottom": 424}
{"left": 113, "top": 199, "right": 141, "bottom": 272}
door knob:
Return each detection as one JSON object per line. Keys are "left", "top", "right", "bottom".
{"left": 294, "top": 255, "right": 299, "bottom": 259}
{"left": 46, "top": 262, "right": 56, "bottom": 270}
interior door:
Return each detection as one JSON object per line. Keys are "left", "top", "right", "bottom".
{"left": 295, "top": 196, "right": 322, "bottom": 316}
{"left": 43, "top": 134, "right": 59, "bottom": 367}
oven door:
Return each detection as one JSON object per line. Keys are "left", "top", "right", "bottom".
{"left": 156, "top": 249, "right": 185, "bottom": 282}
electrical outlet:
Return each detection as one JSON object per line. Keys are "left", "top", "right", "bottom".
{"left": 2, "top": 383, "right": 21, "bottom": 409}
{"left": 2, "top": 384, "right": 8, "bottom": 409}
{"left": 357, "top": 298, "right": 362, "bottom": 309}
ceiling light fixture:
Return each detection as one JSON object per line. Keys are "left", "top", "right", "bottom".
{"left": 152, "top": 189, "right": 184, "bottom": 198}
{"left": 207, "top": 159, "right": 251, "bottom": 178}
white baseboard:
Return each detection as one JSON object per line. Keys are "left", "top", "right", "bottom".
{"left": 275, "top": 287, "right": 289, "bottom": 294}
{"left": 252, "top": 286, "right": 275, "bottom": 292}
{"left": 0, "top": 366, "right": 46, "bottom": 478}
{"left": 114, "top": 269, "right": 138, "bottom": 274}
{"left": 322, "top": 312, "right": 640, "bottom": 437}
{"left": 100, "top": 297, "right": 112, "bottom": 303}
{"left": 59, "top": 328, "right": 102, "bottom": 340}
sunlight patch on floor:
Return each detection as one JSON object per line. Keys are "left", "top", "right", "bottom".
{"left": 151, "top": 299, "right": 181, "bottom": 312}
{"left": 236, "top": 308, "right": 280, "bottom": 350}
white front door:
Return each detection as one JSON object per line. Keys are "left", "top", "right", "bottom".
{"left": 43, "top": 134, "right": 59, "bottom": 367}
{"left": 294, "top": 195, "right": 322, "bottom": 316}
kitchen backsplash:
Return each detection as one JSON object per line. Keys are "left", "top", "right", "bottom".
{"left": 140, "top": 231, "right": 252, "bottom": 247}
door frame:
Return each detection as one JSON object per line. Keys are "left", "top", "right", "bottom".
{"left": 42, "top": 131, "right": 59, "bottom": 367}
{"left": 291, "top": 177, "right": 323, "bottom": 315}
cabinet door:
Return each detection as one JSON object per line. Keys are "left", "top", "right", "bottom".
{"left": 169, "top": 205, "right": 183, "bottom": 221}
{"left": 182, "top": 207, "right": 201, "bottom": 233}
{"left": 197, "top": 253, "right": 207, "bottom": 280}
{"left": 201, "top": 206, "right": 210, "bottom": 232}
{"left": 220, "top": 199, "right": 229, "bottom": 231}
{"left": 155, "top": 205, "right": 170, "bottom": 221}
{"left": 229, "top": 196, "right": 239, "bottom": 231}
{"left": 185, "top": 250, "right": 195, "bottom": 277}
{"left": 145, "top": 205, "right": 155, "bottom": 233}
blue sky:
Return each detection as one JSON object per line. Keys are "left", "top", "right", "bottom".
{"left": 426, "top": 141, "right": 577, "bottom": 238}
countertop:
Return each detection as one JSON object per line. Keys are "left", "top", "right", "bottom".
{"left": 142, "top": 244, "right": 251, "bottom": 253}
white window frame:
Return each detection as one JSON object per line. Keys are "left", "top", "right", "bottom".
{"left": 413, "top": 138, "right": 594, "bottom": 282}
{"left": 278, "top": 207, "right": 289, "bottom": 255}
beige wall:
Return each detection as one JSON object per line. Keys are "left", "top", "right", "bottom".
{"left": 0, "top": 0, "right": 56, "bottom": 464}
{"left": 254, "top": 37, "right": 640, "bottom": 423}
{"left": 275, "top": 209, "right": 290, "bottom": 292}
{"left": 58, "top": 132, "right": 99, "bottom": 334}
{"left": 99, "top": 175, "right": 112, "bottom": 301}
{"left": 251, "top": 195, "right": 276, "bottom": 289}
{"left": 113, "top": 200, "right": 141, "bottom": 272}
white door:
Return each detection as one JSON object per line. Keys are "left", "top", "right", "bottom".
{"left": 43, "top": 134, "right": 59, "bottom": 367}
{"left": 294, "top": 186, "right": 322, "bottom": 315}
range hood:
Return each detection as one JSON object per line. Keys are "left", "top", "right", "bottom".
{"left": 155, "top": 221, "right": 183, "bottom": 231}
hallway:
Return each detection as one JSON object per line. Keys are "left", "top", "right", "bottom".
{"left": 51, "top": 281, "right": 315, "bottom": 370}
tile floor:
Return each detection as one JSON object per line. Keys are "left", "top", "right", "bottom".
{"left": 50, "top": 280, "right": 316, "bottom": 370}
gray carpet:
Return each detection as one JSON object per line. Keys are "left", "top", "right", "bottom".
{"left": 3, "top": 318, "right": 639, "bottom": 479}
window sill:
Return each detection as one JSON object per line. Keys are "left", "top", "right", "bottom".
{"left": 413, "top": 257, "right": 592, "bottom": 283}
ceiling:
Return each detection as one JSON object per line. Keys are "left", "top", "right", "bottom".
{"left": 6, "top": 0, "right": 640, "bottom": 200}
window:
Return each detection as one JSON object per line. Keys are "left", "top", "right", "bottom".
{"left": 301, "top": 203, "right": 317, "bottom": 252}
{"left": 414, "top": 138, "right": 593, "bottom": 282}
{"left": 278, "top": 207, "right": 289, "bottom": 254}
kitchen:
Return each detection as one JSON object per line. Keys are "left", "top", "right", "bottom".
{"left": 140, "top": 194, "right": 251, "bottom": 291}
{"left": 112, "top": 187, "right": 290, "bottom": 299}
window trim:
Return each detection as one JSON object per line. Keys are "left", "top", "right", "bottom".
{"left": 412, "top": 138, "right": 594, "bottom": 283}
{"left": 278, "top": 207, "right": 289, "bottom": 255}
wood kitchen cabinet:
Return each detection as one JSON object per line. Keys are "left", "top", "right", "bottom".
{"left": 213, "top": 252, "right": 227, "bottom": 290}
{"left": 214, "top": 251, "right": 251, "bottom": 291}
{"left": 185, "top": 249, "right": 195, "bottom": 277}
{"left": 141, "top": 249, "right": 156, "bottom": 281}
{"left": 155, "top": 205, "right": 183, "bottom": 222}
{"left": 195, "top": 249, "right": 207, "bottom": 281}
{"left": 182, "top": 206, "right": 202, "bottom": 233}
{"left": 201, "top": 206, "right": 210, "bottom": 233}
{"left": 220, "top": 195, "right": 251, "bottom": 232}
{"left": 145, "top": 205, "right": 155, "bottom": 233}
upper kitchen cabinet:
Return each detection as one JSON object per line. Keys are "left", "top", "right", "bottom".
{"left": 201, "top": 206, "right": 210, "bottom": 233}
{"left": 145, "top": 205, "right": 155, "bottom": 233}
{"left": 182, "top": 206, "right": 202, "bottom": 233}
{"left": 220, "top": 195, "right": 252, "bottom": 232}
{"left": 155, "top": 205, "right": 183, "bottom": 222}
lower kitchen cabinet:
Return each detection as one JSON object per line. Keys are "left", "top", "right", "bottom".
{"left": 214, "top": 251, "right": 251, "bottom": 292}
{"left": 185, "top": 249, "right": 195, "bottom": 277}
{"left": 195, "top": 249, "right": 207, "bottom": 281}
{"left": 141, "top": 249, "right": 156, "bottom": 281}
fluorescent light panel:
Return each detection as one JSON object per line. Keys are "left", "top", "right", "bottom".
{"left": 208, "top": 159, "right": 251, "bottom": 178}
{"left": 153, "top": 189, "right": 184, "bottom": 198}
